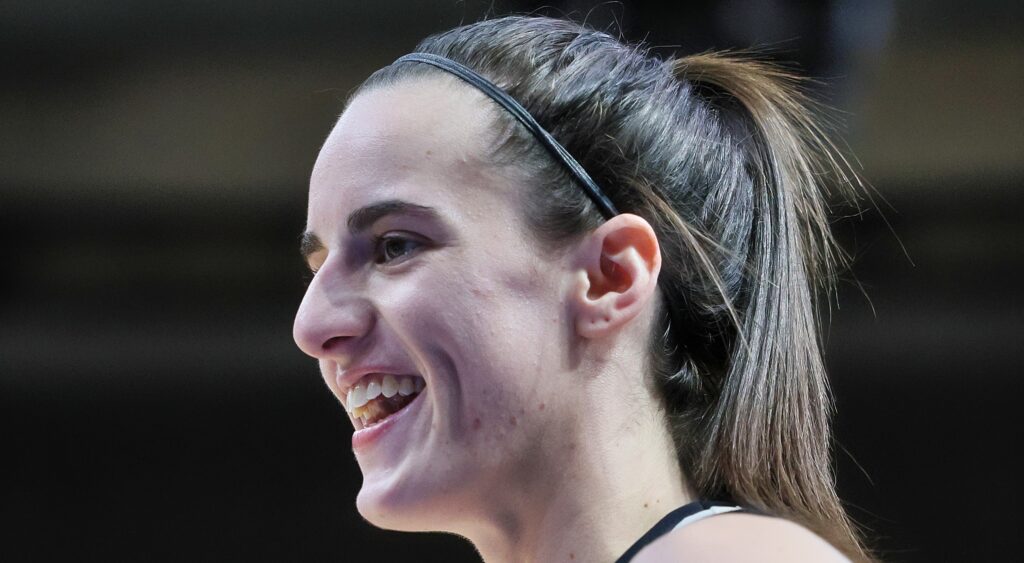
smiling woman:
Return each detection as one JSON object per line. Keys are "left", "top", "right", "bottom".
{"left": 292, "top": 15, "right": 868, "bottom": 563}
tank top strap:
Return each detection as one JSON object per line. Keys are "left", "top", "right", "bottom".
{"left": 614, "top": 500, "right": 745, "bottom": 563}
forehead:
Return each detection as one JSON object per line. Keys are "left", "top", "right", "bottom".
{"left": 308, "top": 76, "right": 515, "bottom": 232}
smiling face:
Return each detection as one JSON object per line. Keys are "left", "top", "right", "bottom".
{"left": 293, "top": 76, "right": 583, "bottom": 533}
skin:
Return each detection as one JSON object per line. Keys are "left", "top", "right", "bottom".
{"left": 293, "top": 75, "right": 848, "bottom": 562}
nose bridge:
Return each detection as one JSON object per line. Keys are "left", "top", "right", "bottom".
{"left": 293, "top": 267, "right": 375, "bottom": 363}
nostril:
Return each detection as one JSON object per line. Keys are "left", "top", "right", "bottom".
{"left": 322, "top": 335, "right": 351, "bottom": 352}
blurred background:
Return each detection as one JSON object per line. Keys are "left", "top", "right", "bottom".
{"left": 2, "top": 1, "right": 1021, "bottom": 561}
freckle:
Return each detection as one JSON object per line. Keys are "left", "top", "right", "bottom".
{"left": 539, "top": 402, "right": 545, "bottom": 411}
{"left": 570, "top": 554, "right": 574, "bottom": 560}
{"left": 510, "top": 416, "right": 517, "bottom": 426}
{"left": 643, "top": 503, "right": 648, "bottom": 508}
{"left": 519, "top": 407, "right": 525, "bottom": 415}
{"left": 473, "top": 418, "right": 481, "bottom": 430}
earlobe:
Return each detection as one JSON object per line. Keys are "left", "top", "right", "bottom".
{"left": 573, "top": 214, "right": 662, "bottom": 340}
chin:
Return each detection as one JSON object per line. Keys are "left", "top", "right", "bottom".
{"left": 354, "top": 468, "right": 464, "bottom": 533}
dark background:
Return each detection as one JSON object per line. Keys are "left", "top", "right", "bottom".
{"left": 2, "top": 1, "right": 1021, "bottom": 561}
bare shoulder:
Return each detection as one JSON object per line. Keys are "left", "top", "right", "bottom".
{"left": 632, "top": 513, "right": 851, "bottom": 563}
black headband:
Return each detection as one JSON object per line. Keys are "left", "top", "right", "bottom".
{"left": 392, "top": 53, "right": 620, "bottom": 219}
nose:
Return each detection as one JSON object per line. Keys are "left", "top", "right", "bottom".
{"left": 293, "top": 272, "right": 375, "bottom": 363}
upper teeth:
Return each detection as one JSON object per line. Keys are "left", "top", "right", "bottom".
{"left": 346, "top": 374, "right": 424, "bottom": 411}
{"left": 382, "top": 375, "right": 399, "bottom": 398}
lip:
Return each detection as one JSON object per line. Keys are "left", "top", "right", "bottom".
{"left": 351, "top": 387, "right": 426, "bottom": 451}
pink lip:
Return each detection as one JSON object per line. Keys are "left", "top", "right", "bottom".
{"left": 351, "top": 389, "right": 426, "bottom": 451}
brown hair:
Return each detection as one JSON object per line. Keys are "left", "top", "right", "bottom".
{"left": 356, "top": 15, "right": 868, "bottom": 560}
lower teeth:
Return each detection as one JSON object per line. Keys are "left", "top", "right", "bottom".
{"left": 356, "top": 392, "right": 419, "bottom": 427}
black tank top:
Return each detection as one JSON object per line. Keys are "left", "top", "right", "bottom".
{"left": 615, "top": 500, "right": 744, "bottom": 563}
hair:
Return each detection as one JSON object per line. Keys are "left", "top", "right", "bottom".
{"left": 353, "top": 15, "right": 868, "bottom": 560}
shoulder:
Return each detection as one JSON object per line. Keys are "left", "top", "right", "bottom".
{"left": 632, "top": 512, "right": 850, "bottom": 563}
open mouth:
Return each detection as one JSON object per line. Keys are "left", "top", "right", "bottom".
{"left": 345, "top": 374, "right": 425, "bottom": 430}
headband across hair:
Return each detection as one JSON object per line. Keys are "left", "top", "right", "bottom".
{"left": 392, "top": 53, "right": 620, "bottom": 219}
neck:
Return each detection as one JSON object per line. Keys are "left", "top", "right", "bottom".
{"left": 457, "top": 370, "right": 693, "bottom": 563}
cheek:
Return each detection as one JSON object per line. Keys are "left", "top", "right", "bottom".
{"left": 364, "top": 251, "right": 580, "bottom": 502}
{"left": 443, "top": 270, "right": 566, "bottom": 429}
{"left": 382, "top": 260, "right": 564, "bottom": 416}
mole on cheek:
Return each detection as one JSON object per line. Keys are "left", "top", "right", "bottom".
{"left": 473, "top": 417, "right": 482, "bottom": 430}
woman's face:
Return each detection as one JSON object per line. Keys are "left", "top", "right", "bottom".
{"left": 293, "top": 77, "right": 581, "bottom": 532}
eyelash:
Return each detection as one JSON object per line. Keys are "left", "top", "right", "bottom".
{"left": 303, "top": 266, "right": 318, "bottom": 287}
{"left": 372, "top": 233, "right": 424, "bottom": 265}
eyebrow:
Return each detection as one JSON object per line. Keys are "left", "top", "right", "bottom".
{"left": 299, "top": 199, "right": 441, "bottom": 261}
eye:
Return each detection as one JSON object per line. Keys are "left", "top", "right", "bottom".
{"left": 373, "top": 233, "right": 423, "bottom": 265}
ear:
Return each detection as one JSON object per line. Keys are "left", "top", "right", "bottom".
{"left": 571, "top": 213, "right": 662, "bottom": 340}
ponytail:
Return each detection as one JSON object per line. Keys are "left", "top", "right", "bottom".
{"left": 666, "top": 52, "right": 867, "bottom": 560}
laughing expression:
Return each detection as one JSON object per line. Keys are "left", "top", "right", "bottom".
{"left": 293, "top": 77, "right": 582, "bottom": 533}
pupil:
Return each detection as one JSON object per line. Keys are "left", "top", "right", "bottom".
{"left": 385, "top": 239, "right": 406, "bottom": 259}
